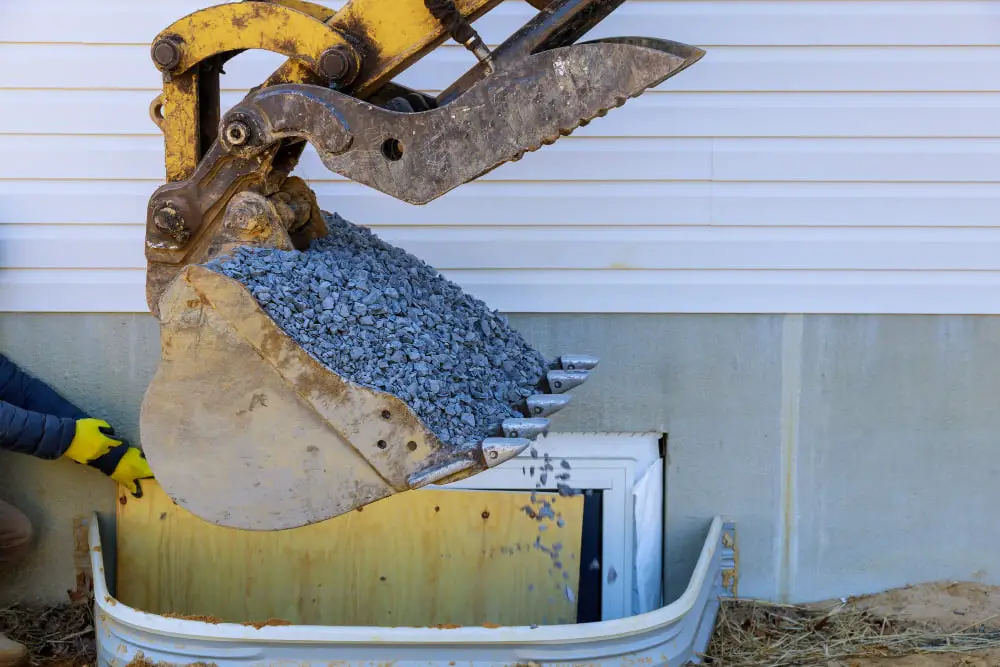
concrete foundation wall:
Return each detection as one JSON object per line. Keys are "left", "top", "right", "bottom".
{"left": 2, "top": 313, "right": 998, "bottom": 607}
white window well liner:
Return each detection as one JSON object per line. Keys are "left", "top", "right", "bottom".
{"left": 89, "top": 511, "right": 736, "bottom": 666}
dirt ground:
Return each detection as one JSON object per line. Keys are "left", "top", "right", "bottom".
{"left": 704, "top": 581, "right": 1000, "bottom": 667}
{"left": 843, "top": 653, "right": 1000, "bottom": 667}
{"left": 839, "top": 582, "right": 1000, "bottom": 666}
{"left": 849, "top": 582, "right": 1000, "bottom": 633}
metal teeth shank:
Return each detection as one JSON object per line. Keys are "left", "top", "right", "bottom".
{"left": 407, "top": 458, "right": 477, "bottom": 490}
{"left": 546, "top": 369, "right": 590, "bottom": 394}
{"left": 559, "top": 354, "right": 600, "bottom": 371}
{"left": 524, "top": 393, "right": 572, "bottom": 418}
{"left": 481, "top": 437, "right": 532, "bottom": 468}
{"left": 502, "top": 417, "right": 550, "bottom": 440}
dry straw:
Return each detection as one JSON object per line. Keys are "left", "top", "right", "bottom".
{"left": 0, "top": 601, "right": 94, "bottom": 667}
{"left": 702, "top": 598, "right": 1000, "bottom": 666}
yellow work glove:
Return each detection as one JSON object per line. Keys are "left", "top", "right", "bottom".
{"left": 88, "top": 443, "right": 155, "bottom": 498}
{"left": 63, "top": 418, "right": 124, "bottom": 465}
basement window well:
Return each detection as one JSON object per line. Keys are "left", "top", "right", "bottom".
{"left": 92, "top": 432, "right": 736, "bottom": 666}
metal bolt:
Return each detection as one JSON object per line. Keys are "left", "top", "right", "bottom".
{"left": 224, "top": 120, "right": 251, "bottom": 147}
{"left": 377, "top": 440, "right": 387, "bottom": 450}
{"left": 152, "top": 205, "right": 189, "bottom": 244}
{"left": 317, "top": 46, "right": 354, "bottom": 83}
{"left": 151, "top": 38, "right": 182, "bottom": 72}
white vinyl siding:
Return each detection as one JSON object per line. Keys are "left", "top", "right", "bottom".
{"left": 2, "top": 1, "right": 999, "bottom": 313}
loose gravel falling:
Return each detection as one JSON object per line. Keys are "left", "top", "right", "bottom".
{"left": 521, "top": 446, "right": 584, "bottom": 604}
{"left": 207, "top": 212, "right": 551, "bottom": 449}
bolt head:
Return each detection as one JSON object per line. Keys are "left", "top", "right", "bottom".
{"left": 224, "top": 120, "right": 251, "bottom": 147}
{"left": 153, "top": 205, "right": 189, "bottom": 244}
{"left": 317, "top": 46, "right": 353, "bottom": 83}
{"left": 153, "top": 205, "right": 180, "bottom": 227}
{"left": 151, "top": 38, "right": 182, "bottom": 71}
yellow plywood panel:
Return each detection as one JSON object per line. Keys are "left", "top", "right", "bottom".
{"left": 116, "top": 480, "right": 584, "bottom": 628}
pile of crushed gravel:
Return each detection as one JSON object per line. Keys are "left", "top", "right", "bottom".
{"left": 207, "top": 212, "right": 551, "bottom": 449}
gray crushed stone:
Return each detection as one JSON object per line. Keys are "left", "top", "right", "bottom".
{"left": 518, "top": 440, "right": 588, "bottom": 600}
{"left": 206, "top": 211, "right": 550, "bottom": 449}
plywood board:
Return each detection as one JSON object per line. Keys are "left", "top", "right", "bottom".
{"left": 116, "top": 480, "right": 584, "bottom": 627}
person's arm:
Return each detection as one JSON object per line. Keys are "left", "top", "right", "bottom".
{"left": 0, "top": 354, "right": 89, "bottom": 420}
{"left": 0, "top": 399, "right": 79, "bottom": 459}
{"left": 0, "top": 354, "right": 155, "bottom": 495}
{"left": 0, "top": 354, "right": 119, "bottom": 461}
{"left": 0, "top": 400, "right": 154, "bottom": 495}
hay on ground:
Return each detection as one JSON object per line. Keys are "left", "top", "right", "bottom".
{"left": 0, "top": 601, "right": 95, "bottom": 667}
{"left": 703, "top": 598, "right": 1000, "bottom": 666}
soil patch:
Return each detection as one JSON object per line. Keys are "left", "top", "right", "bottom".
{"left": 704, "top": 582, "right": 1000, "bottom": 666}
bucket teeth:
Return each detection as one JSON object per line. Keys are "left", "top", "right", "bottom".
{"left": 546, "top": 369, "right": 590, "bottom": 394}
{"left": 502, "top": 417, "right": 550, "bottom": 440}
{"left": 557, "top": 355, "right": 600, "bottom": 371}
{"left": 481, "top": 437, "right": 532, "bottom": 468}
{"left": 524, "top": 393, "right": 572, "bottom": 418}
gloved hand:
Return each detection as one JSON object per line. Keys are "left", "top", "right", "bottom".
{"left": 63, "top": 418, "right": 124, "bottom": 465}
{"left": 88, "top": 442, "right": 154, "bottom": 498}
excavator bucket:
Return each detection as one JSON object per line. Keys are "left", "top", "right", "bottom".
{"left": 140, "top": 208, "right": 599, "bottom": 531}
{"left": 140, "top": 264, "right": 593, "bottom": 531}
{"left": 138, "top": 0, "right": 705, "bottom": 530}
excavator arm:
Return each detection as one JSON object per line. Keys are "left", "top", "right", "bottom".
{"left": 138, "top": 0, "right": 705, "bottom": 530}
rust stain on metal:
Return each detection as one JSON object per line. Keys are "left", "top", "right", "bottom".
{"left": 335, "top": 15, "right": 380, "bottom": 79}
{"left": 722, "top": 527, "right": 739, "bottom": 597}
{"left": 244, "top": 618, "right": 294, "bottom": 629}
{"left": 125, "top": 651, "right": 218, "bottom": 667}
{"left": 275, "top": 37, "right": 301, "bottom": 58}
{"left": 162, "top": 612, "right": 225, "bottom": 624}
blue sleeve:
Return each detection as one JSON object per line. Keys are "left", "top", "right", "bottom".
{"left": 0, "top": 354, "right": 89, "bottom": 420}
{"left": 0, "top": 354, "right": 86, "bottom": 460}
{"left": 0, "top": 400, "right": 78, "bottom": 459}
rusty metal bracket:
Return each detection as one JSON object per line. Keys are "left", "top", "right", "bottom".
{"left": 144, "top": 0, "right": 707, "bottom": 313}
{"left": 150, "top": 1, "right": 360, "bottom": 183}
{"left": 145, "top": 0, "right": 507, "bottom": 312}
{"left": 149, "top": 2, "right": 356, "bottom": 79}
{"left": 215, "top": 38, "right": 703, "bottom": 205}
